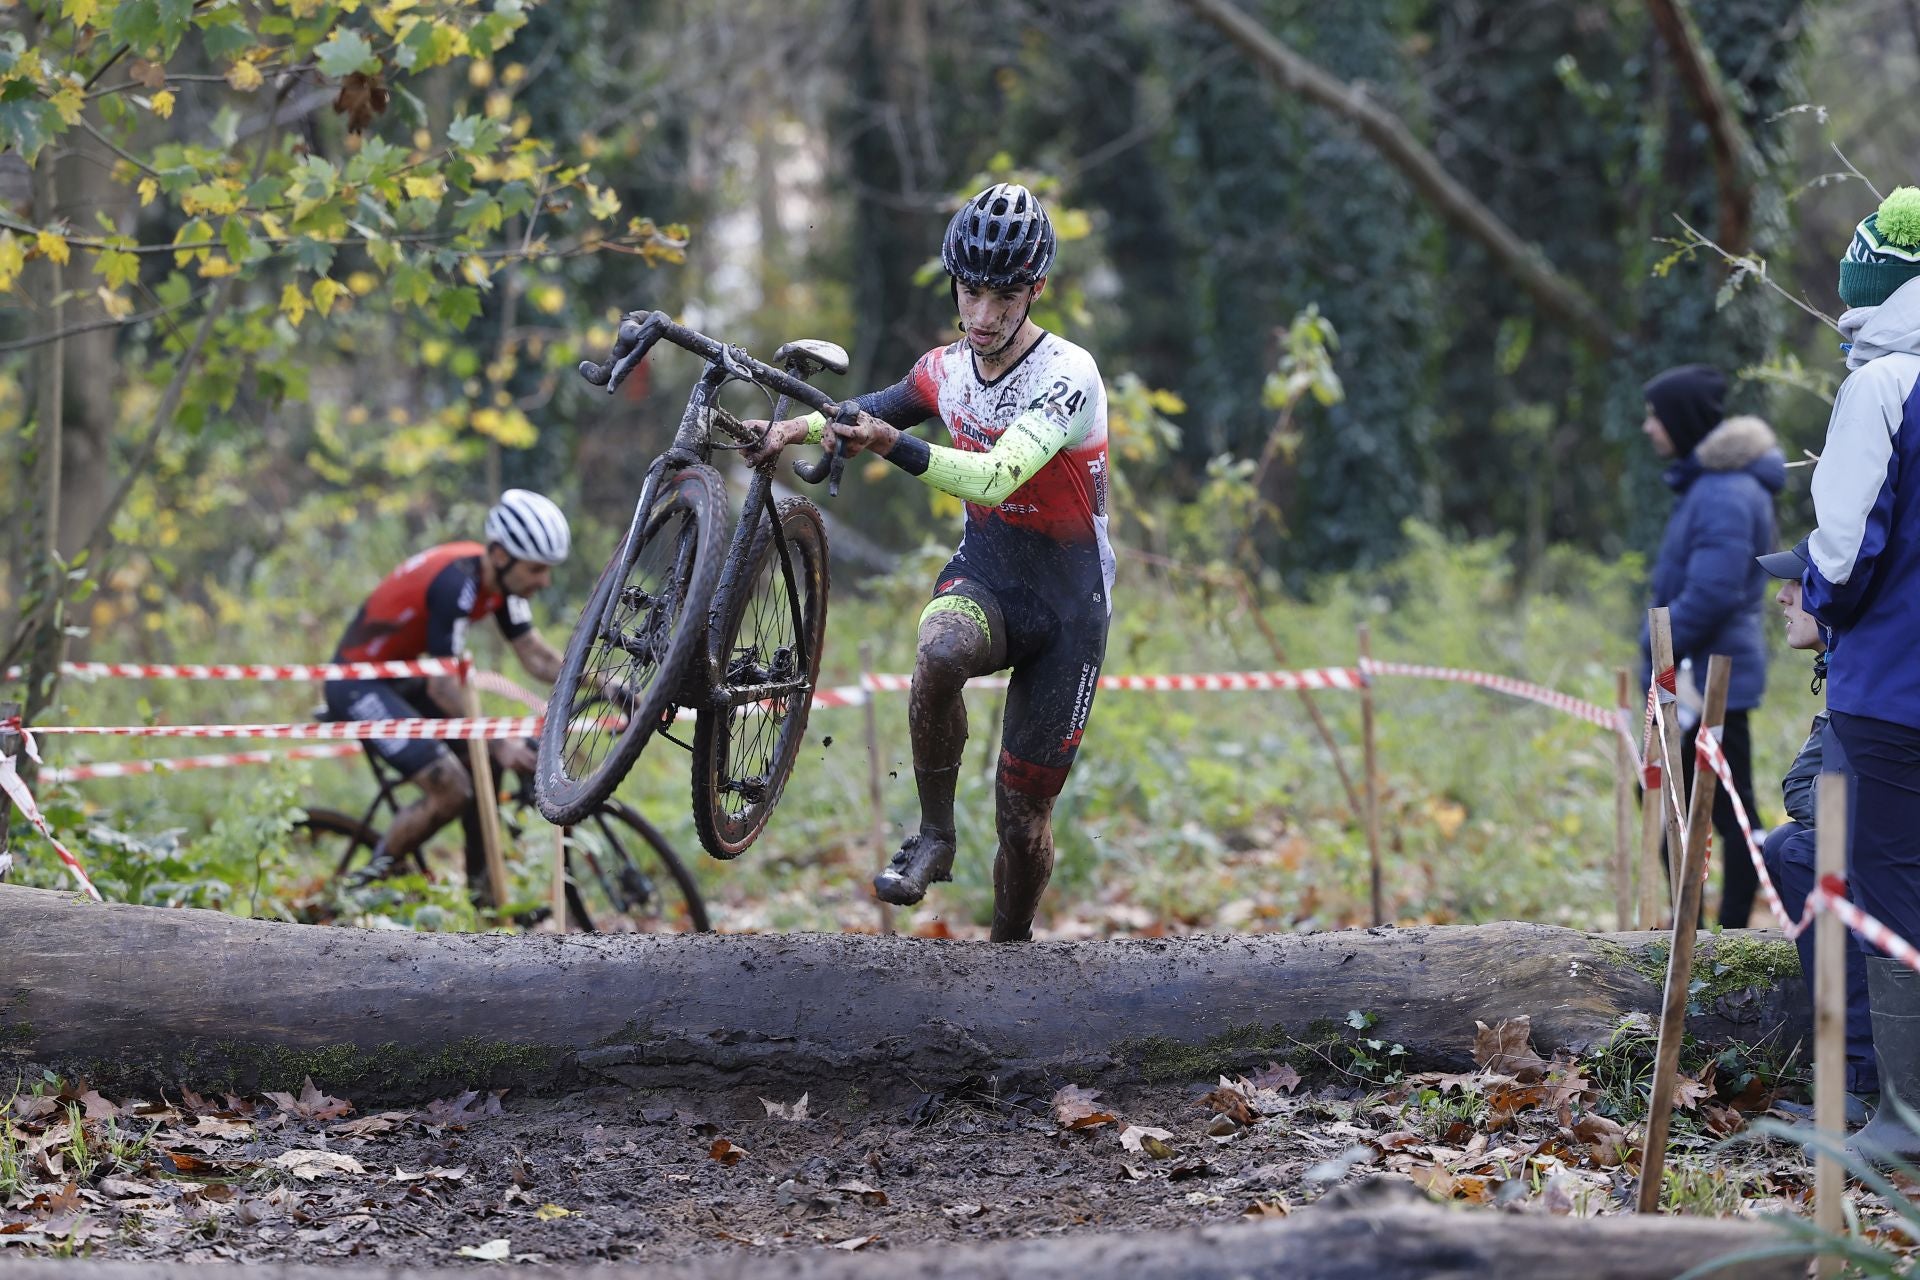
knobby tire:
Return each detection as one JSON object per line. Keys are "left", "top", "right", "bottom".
{"left": 537, "top": 464, "right": 726, "bottom": 826}
{"left": 690, "top": 497, "right": 830, "bottom": 859}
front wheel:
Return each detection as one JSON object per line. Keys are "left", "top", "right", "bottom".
{"left": 691, "top": 497, "right": 830, "bottom": 858}
{"left": 537, "top": 464, "right": 727, "bottom": 826}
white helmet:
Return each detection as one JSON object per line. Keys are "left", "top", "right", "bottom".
{"left": 485, "top": 489, "right": 570, "bottom": 565}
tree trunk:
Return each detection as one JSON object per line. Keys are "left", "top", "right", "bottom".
{"left": 0, "top": 884, "right": 1805, "bottom": 1102}
{"left": 0, "top": 1203, "right": 1806, "bottom": 1279}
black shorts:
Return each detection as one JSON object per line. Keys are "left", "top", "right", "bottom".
{"left": 322, "top": 678, "right": 452, "bottom": 779}
{"left": 925, "top": 555, "right": 1109, "bottom": 797}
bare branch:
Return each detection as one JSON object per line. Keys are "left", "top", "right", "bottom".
{"left": 1176, "top": 0, "right": 1623, "bottom": 359}
{"left": 0, "top": 289, "right": 209, "bottom": 353}
{"left": 1645, "top": 0, "right": 1757, "bottom": 255}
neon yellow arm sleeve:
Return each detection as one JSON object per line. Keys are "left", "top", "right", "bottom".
{"left": 913, "top": 410, "right": 1068, "bottom": 506}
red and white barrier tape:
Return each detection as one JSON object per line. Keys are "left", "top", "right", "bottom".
{"left": 41, "top": 743, "right": 364, "bottom": 784}
{"left": 1693, "top": 724, "right": 1920, "bottom": 972}
{"left": 6, "top": 657, "right": 471, "bottom": 683}
{"left": 0, "top": 750, "right": 103, "bottom": 901}
{"left": 26, "top": 716, "right": 541, "bottom": 742}
{"left": 1358, "top": 658, "right": 1614, "bottom": 728}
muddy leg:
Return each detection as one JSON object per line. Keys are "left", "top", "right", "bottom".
{"left": 378, "top": 754, "right": 473, "bottom": 869}
{"left": 910, "top": 612, "right": 991, "bottom": 838}
{"left": 990, "top": 783, "right": 1056, "bottom": 943}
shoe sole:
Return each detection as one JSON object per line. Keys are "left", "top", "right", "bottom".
{"left": 873, "top": 874, "right": 925, "bottom": 907}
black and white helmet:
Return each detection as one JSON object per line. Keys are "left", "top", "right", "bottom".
{"left": 485, "top": 489, "right": 570, "bottom": 565}
{"left": 941, "top": 182, "right": 1056, "bottom": 289}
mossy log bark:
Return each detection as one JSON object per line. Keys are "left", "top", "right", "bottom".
{"left": 0, "top": 1205, "right": 1805, "bottom": 1278}
{"left": 0, "top": 883, "right": 1806, "bottom": 1101}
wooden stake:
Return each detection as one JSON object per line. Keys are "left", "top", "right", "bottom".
{"left": 1636, "top": 653, "right": 1729, "bottom": 1214}
{"left": 1814, "top": 773, "right": 1847, "bottom": 1272}
{"left": 861, "top": 643, "right": 892, "bottom": 936}
{"left": 1647, "top": 608, "right": 1687, "bottom": 914}
{"left": 463, "top": 680, "right": 511, "bottom": 911}
{"left": 1359, "top": 624, "right": 1384, "bottom": 928}
{"left": 0, "top": 701, "right": 18, "bottom": 878}
{"left": 1613, "top": 668, "right": 1634, "bottom": 933}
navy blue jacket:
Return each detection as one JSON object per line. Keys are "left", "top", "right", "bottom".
{"left": 1805, "top": 278, "right": 1920, "bottom": 731}
{"left": 1641, "top": 416, "right": 1786, "bottom": 711}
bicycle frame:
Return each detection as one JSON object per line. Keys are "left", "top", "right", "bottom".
{"left": 593, "top": 314, "right": 838, "bottom": 710}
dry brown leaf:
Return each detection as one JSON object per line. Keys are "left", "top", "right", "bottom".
{"left": 190, "top": 1116, "right": 254, "bottom": 1140}
{"left": 1540, "top": 1058, "right": 1593, "bottom": 1109}
{"left": 270, "top": 1149, "right": 364, "bottom": 1180}
{"left": 1373, "top": 1130, "right": 1425, "bottom": 1152}
{"left": 1670, "top": 1074, "right": 1711, "bottom": 1112}
{"left": 331, "top": 70, "right": 390, "bottom": 133}
{"left": 1248, "top": 1061, "right": 1302, "bottom": 1094}
{"left": 942, "top": 1202, "right": 986, "bottom": 1219}
{"left": 1407, "top": 1164, "right": 1455, "bottom": 1198}
{"left": 832, "top": 1180, "right": 888, "bottom": 1206}
{"left": 1243, "top": 1199, "right": 1289, "bottom": 1218}
{"left": 129, "top": 59, "right": 167, "bottom": 89}
{"left": 832, "top": 1235, "right": 879, "bottom": 1251}
{"left": 708, "top": 1138, "right": 747, "bottom": 1167}
{"left": 264, "top": 1077, "right": 353, "bottom": 1122}
{"left": 1198, "top": 1085, "right": 1257, "bottom": 1127}
{"left": 1573, "top": 1113, "right": 1632, "bottom": 1168}
{"left": 1049, "top": 1085, "right": 1109, "bottom": 1129}
{"left": 1473, "top": 1017, "right": 1549, "bottom": 1082}
{"left": 330, "top": 1111, "right": 411, "bottom": 1139}
{"left": 761, "top": 1093, "right": 811, "bottom": 1121}
{"left": 1702, "top": 1102, "right": 1745, "bottom": 1138}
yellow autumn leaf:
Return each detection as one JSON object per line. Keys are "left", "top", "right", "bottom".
{"left": 95, "top": 286, "right": 133, "bottom": 319}
{"left": 1146, "top": 387, "right": 1187, "bottom": 415}
{"left": 534, "top": 1204, "right": 570, "bottom": 1221}
{"left": 197, "top": 254, "right": 239, "bottom": 278}
{"left": 347, "top": 270, "right": 378, "bottom": 296}
{"left": 402, "top": 174, "right": 445, "bottom": 201}
{"left": 49, "top": 81, "right": 84, "bottom": 126}
{"left": 311, "top": 277, "right": 343, "bottom": 316}
{"left": 137, "top": 177, "right": 158, "bottom": 207}
{"left": 35, "top": 230, "right": 70, "bottom": 266}
{"left": 150, "top": 89, "right": 175, "bottom": 119}
{"left": 280, "top": 282, "right": 308, "bottom": 327}
{"left": 226, "top": 59, "right": 263, "bottom": 92}
{"left": 0, "top": 231, "right": 26, "bottom": 291}
{"left": 1051, "top": 207, "right": 1093, "bottom": 241}
{"left": 469, "top": 406, "right": 537, "bottom": 448}
{"left": 462, "top": 255, "right": 491, "bottom": 286}
{"left": 62, "top": 0, "right": 101, "bottom": 27}
{"left": 530, "top": 282, "right": 565, "bottom": 315}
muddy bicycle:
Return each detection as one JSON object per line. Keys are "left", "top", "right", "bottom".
{"left": 299, "top": 724, "right": 710, "bottom": 932}
{"left": 534, "top": 311, "right": 850, "bottom": 859}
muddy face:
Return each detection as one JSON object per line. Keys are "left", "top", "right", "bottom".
{"left": 957, "top": 281, "right": 1038, "bottom": 359}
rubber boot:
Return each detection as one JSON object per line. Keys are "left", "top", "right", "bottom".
{"left": 1846, "top": 957, "right": 1920, "bottom": 1166}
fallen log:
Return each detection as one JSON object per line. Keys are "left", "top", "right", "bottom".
{"left": 0, "top": 883, "right": 1806, "bottom": 1101}
{"left": 0, "top": 1204, "right": 1808, "bottom": 1278}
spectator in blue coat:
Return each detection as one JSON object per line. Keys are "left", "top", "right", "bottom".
{"left": 1639, "top": 363, "right": 1785, "bottom": 927}
{"left": 1801, "top": 185, "right": 1920, "bottom": 1164}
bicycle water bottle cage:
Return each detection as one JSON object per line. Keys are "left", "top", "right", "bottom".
{"left": 772, "top": 339, "right": 849, "bottom": 378}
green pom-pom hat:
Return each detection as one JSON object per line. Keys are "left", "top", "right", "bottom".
{"left": 1840, "top": 185, "right": 1920, "bottom": 308}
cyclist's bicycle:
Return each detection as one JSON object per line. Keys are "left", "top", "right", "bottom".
{"left": 298, "top": 731, "right": 710, "bottom": 932}
{"left": 534, "top": 311, "right": 850, "bottom": 859}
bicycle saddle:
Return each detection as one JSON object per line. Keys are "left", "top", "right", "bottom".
{"left": 772, "top": 339, "right": 849, "bottom": 377}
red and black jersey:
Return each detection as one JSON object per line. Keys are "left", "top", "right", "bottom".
{"left": 333, "top": 542, "right": 532, "bottom": 663}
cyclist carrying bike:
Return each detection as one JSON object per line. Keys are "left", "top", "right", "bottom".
{"left": 323, "top": 489, "right": 571, "bottom": 887}
{"left": 747, "top": 182, "right": 1111, "bottom": 942}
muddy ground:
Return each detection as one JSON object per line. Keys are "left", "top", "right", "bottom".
{"left": 0, "top": 1056, "right": 1883, "bottom": 1270}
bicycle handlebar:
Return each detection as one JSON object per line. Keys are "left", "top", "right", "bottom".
{"left": 580, "top": 310, "right": 851, "bottom": 495}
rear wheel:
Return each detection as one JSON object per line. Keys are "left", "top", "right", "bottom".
{"left": 537, "top": 464, "right": 726, "bottom": 826}
{"left": 691, "top": 498, "right": 829, "bottom": 858}
{"left": 563, "top": 800, "right": 712, "bottom": 932}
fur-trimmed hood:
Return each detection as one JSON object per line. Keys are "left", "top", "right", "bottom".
{"left": 1695, "top": 415, "right": 1779, "bottom": 472}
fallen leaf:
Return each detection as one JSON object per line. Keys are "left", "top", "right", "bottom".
{"left": 1374, "top": 1130, "right": 1425, "bottom": 1152}
{"left": 1243, "top": 1199, "right": 1289, "bottom": 1217}
{"left": 1671, "top": 1074, "right": 1711, "bottom": 1112}
{"left": 941, "top": 1202, "right": 986, "bottom": 1220}
{"left": 1119, "top": 1125, "right": 1176, "bottom": 1158}
{"left": 97, "top": 1177, "right": 155, "bottom": 1199}
{"left": 534, "top": 1204, "right": 572, "bottom": 1221}
{"left": 191, "top": 1116, "right": 254, "bottom": 1140}
{"left": 424, "top": 1090, "right": 506, "bottom": 1124}
{"left": 832, "top": 1234, "right": 879, "bottom": 1251}
{"left": 1050, "top": 1085, "right": 1109, "bottom": 1129}
{"left": 270, "top": 1149, "right": 365, "bottom": 1180}
{"left": 1702, "top": 1102, "right": 1745, "bottom": 1138}
{"left": 1408, "top": 1164, "right": 1455, "bottom": 1198}
{"left": 708, "top": 1138, "right": 747, "bottom": 1167}
{"left": 74, "top": 1090, "right": 120, "bottom": 1122}
{"left": 832, "top": 1179, "right": 888, "bottom": 1206}
{"left": 331, "top": 1112, "right": 411, "bottom": 1139}
{"left": 456, "top": 1238, "right": 511, "bottom": 1261}
{"left": 264, "top": 1077, "right": 353, "bottom": 1122}
{"left": 1199, "top": 1084, "right": 1257, "bottom": 1126}
{"left": 760, "top": 1093, "right": 811, "bottom": 1122}
{"left": 1473, "top": 1017, "right": 1549, "bottom": 1083}
{"left": 1248, "top": 1061, "right": 1302, "bottom": 1094}
{"left": 1540, "top": 1058, "right": 1593, "bottom": 1109}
